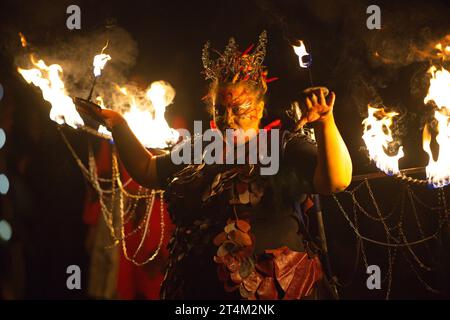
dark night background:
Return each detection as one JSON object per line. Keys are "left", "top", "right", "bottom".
{"left": 0, "top": 0, "right": 449, "bottom": 299}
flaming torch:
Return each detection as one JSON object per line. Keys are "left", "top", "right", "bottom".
{"left": 72, "top": 43, "right": 112, "bottom": 131}
{"left": 290, "top": 39, "right": 328, "bottom": 134}
{"left": 422, "top": 66, "right": 450, "bottom": 188}
{"left": 362, "top": 105, "right": 405, "bottom": 175}
{"left": 117, "top": 81, "right": 180, "bottom": 149}
{"left": 18, "top": 32, "right": 28, "bottom": 48}
{"left": 293, "top": 40, "right": 312, "bottom": 69}
{"left": 291, "top": 39, "right": 338, "bottom": 300}
{"left": 292, "top": 40, "right": 313, "bottom": 87}
{"left": 289, "top": 40, "right": 314, "bottom": 125}
{"left": 18, "top": 56, "right": 85, "bottom": 129}
{"left": 87, "top": 42, "right": 111, "bottom": 101}
{"left": 357, "top": 47, "right": 450, "bottom": 187}
{"left": 17, "top": 41, "right": 178, "bottom": 148}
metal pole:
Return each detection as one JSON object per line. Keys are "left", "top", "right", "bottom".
{"left": 313, "top": 194, "right": 339, "bottom": 299}
{"left": 87, "top": 76, "right": 97, "bottom": 101}
{"left": 351, "top": 166, "right": 426, "bottom": 182}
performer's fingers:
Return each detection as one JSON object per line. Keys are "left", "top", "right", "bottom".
{"left": 305, "top": 97, "right": 313, "bottom": 110}
{"left": 311, "top": 93, "right": 318, "bottom": 105}
{"left": 326, "top": 91, "right": 336, "bottom": 108}
{"left": 297, "top": 116, "right": 308, "bottom": 129}
{"left": 319, "top": 88, "right": 326, "bottom": 106}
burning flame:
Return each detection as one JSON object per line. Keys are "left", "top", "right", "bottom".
{"left": 96, "top": 96, "right": 105, "bottom": 108}
{"left": 18, "top": 32, "right": 27, "bottom": 48}
{"left": 292, "top": 40, "right": 311, "bottom": 68}
{"left": 115, "top": 84, "right": 128, "bottom": 95}
{"left": 435, "top": 43, "right": 450, "bottom": 60}
{"left": 424, "top": 66, "right": 450, "bottom": 109}
{"left": 117, "top": 81, "right": 180, "bottom": 149}
{"left": 93, "top": 42, "right": 111, "bottom": 77}
{"left": 17, "top": 37, "right": 178, "bottom": 149}
{"left": 362, "top": 105, "right": 404, "bottom": 175}
{"left": 94, "top": 96, "right": 111, "bottom": 135}
{"left": 17, "top": 56, "right": 84, "bottom": 129}
{"left": 422, "top": 66, "right": 450, "bottom": 187}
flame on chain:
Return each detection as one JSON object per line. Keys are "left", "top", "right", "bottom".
{"left": 18, "top": 32, "right": 27, "bottom": 48}
{"left": 17, "top": 55, "right": 84, "bottom": 129}
{"left": 17, "top": 34, "right": 178, "bottom": 149}
{"left": 362, "top": 105, "right": 404, "bottom": 175}
{"left": 116, "top": 81, "right": 180, "bottom": 149}
{"left": 435, "top": 42, "right": 450, "bottom": 60}
{"left": 422, "top": 66, "right": 450, "bottom": 188}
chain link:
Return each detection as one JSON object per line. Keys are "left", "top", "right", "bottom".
{"left": 60, "top": 128, "right": 167, "bottom": 266}
{"left": 332, "top": 178, "right": 448, "bottom": 297}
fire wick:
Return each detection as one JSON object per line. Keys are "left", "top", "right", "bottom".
{"left": 87, "top": 40, "right": 110, "bottom": 101}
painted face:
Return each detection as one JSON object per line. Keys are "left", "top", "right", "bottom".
{"left": 214, "top": 84, "right": 264, "bottom": 131}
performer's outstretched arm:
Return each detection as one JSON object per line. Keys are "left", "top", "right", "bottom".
{"left": 299, "top": 88, "right": 353, "bottom": 194}
{"left": 99, "top": 109, "right": 160, "bottom": 189}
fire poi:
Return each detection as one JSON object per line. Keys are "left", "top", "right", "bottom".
{"left": 361, "top": 62, "right": 450, "bottom": 188}
{"left": 17, "top": 35, "right": 179, "bottom": 149}
{"left": 16, "top": 35, "right": 181, "bottom": 271}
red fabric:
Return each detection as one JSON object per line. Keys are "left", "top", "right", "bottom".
{"left": 302, "top": 195, "right": 315, "bottom": 214}
{"left": 82, "top": 195, "right": 101, "bottom": 225}
{"left": 263, "top": 119, "right": 281, "bottom": 131}
{"left": 82, "top": 141, "right": 112, "bottom": 225}
{"left": 267, "top": 246, "right": 323, "bottom": 299}
{"left": 117, "top": 198, "right": 174, "bottom": 299}
{"left": 82, "top": 140, "right": 175, "bottom": 299}
{"left": 171, "top": 116, "right": 188, "bottom": 130}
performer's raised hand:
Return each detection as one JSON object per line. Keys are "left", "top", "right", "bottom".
{"left": 296, "top": 87, "right": 335, "bottom": 129}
